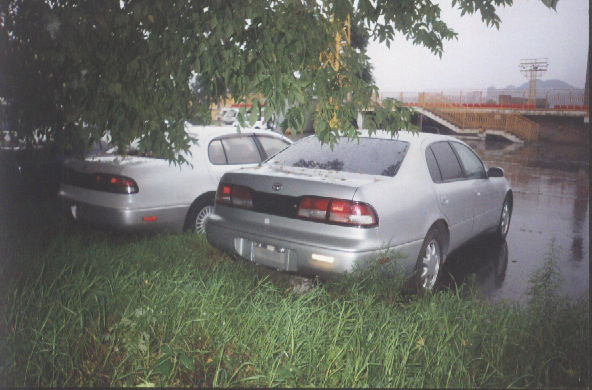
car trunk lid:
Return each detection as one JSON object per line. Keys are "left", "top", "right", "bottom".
{"left": 224, "top": 163, "right": 387, "bottom": 198}
{"left": 64, "top": 155, "right": 171, "bottom": 176}
{"left": 220, "top": 164, "right": 389, "bottom": 219}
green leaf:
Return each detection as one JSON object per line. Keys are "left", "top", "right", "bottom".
{"left": 179, "top": 355, "right": 195, "bottom": 371}
{"left": 540, "top": 0, "right": 559, "bottom": 10}
{"left": 2, "top": 0, "right": 552, "bottom": 163}
{"left": 152, "top": 356, "right": 174, "bottom": 376}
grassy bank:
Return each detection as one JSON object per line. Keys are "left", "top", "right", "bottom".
{"left": 0, "top": 197, "right": 588, "bottom": 387}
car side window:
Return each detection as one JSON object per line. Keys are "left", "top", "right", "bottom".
{"left": 425, "top": 147, "right": 443, "bottom": 183}
{"left": 451, "top": 142, "right": 487, "bottom": 179}
{"left": 256, "top": 135, "right": 290, "bottom": 159}
{"left": 221, "top": 136, "right": 262, "bottom": 165}
{"left": 429, "top": 141, "right": 464, "bottom": 181}
{"left": 208, "top": 140, "right": 227, "bottom": 165}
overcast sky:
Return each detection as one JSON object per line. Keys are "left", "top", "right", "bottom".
{"left": 367, "top": 0, "right": 589, "bottom": 92}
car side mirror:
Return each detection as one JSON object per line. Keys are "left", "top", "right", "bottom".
{"left": 488, "top": 166, "right": 504, "bottom": 178}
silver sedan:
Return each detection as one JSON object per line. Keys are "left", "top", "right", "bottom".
{"left": 58, "top": 125, "right": 291, "bottom": 233}
{"left": 205, "top": 131, "right": 512, "bottom": 291}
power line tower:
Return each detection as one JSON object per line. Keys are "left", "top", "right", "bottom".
{"left": 520, "top": 58, "right": 548, "bottom": 106}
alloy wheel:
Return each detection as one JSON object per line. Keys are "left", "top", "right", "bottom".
{"left": 421, "top": 239, "right": 441, "bottom": 290}
{"left": 500, "top": 202, "right": 510, "bottom": 237}
{"left": 195, "top": 205, "right": 214, "bottom": 234}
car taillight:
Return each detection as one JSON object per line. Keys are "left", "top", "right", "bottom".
{"left": 105, "top": 175, "right": 139, "bottom": 194}
{"left": 216, "top": 183, "right": 253, "bottom": 209}
{"left": 61, "top": 167, "right": 138, "bottom": 194}
{"left": 297, "top": 196, "right": 377, "bottom": 227}
{"left": 297, "top": 197, "right": 330, "bottom": 220}
{"left": 216, "top": 184, "right": 232, "bottom": 205}
{"left": 329, "top": 200, "right": 376, "bottom": 225}
{"left": 232, "top": 185, "right": 253, "bottom": 208}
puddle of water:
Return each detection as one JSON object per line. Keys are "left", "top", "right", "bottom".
{"left": 442, "top": 138, "right": 589, "bottom": 302}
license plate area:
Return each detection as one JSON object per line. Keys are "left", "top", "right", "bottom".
{"left": 251, "top": 242, "right": 289, "bottom": 270}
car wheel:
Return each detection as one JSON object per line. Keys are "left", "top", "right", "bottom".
{"left": 185, "top": 197, "right": 215, "bottom": 234}
{"left": 413, "top": 227, "right": 444, "bottom": 292}
{"left": 496, "top": 194, "right": 512, "bottom": 241}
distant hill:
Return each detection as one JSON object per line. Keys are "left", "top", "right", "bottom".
{"left": 502, "top": 79, "right": 579, "bottom": 90}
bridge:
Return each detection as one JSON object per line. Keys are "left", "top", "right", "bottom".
{"left": 373, "top": 89, "right": 589, "bottom": 143}
{"left": 213, "top": 88, "right": 588, "bottom": 143}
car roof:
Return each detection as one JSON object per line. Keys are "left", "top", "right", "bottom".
{"left": 295, "top": 130, "right": 458, "bottom": 148}
{"left": 355, "top": 129, "right": 454, "bottom": 143}
{"left": 185, "top": 124, "right": 282, "bottom": 139}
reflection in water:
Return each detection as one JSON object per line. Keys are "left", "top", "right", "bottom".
{"left": 440, "top": 238, "right": 508, "bottom": 299}
{"left": 570, "top": 169, "right": 589, "bottom": 262}
{"left": 570, "top": 237, "right": 583, "bottom": 261}
{"left": 446, "top": 138, "right": 588, "bottom": 301}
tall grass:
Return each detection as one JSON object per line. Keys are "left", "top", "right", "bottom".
{"left": 0, "top": 198, "right": 588, "bottom": 387}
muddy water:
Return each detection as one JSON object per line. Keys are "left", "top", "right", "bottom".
{"left": 440, "top": 138, "right": 589, "bottom": 302}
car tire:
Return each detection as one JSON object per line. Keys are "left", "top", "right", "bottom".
{"left": 184, "top": 196, "right": 215, "bottom": 234}
{"left": 495, "top": 194, "right": 512, "bottom": 241}
{"left": 412, "top": 226, "right": 444, "bottom": 292}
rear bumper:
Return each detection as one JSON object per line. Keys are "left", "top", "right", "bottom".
{"left": 58, "top": 196, "right": 187, "bottom": 233}
{"left": 206, "top": 211, "right": 423, "bottom": 279}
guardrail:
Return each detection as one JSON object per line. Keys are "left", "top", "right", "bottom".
{"left": 376, "top": 89, "right": 588, "bottom": 111}
{"left": 431, "top": 108, "right": 539, "bottom": 141}
{"left": 398, "top": 92, "right": 540, "bottom": 141}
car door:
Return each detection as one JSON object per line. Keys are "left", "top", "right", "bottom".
{"left": 425, "top": 141, "right": 475, "bottom": 251}
{"left": 449, "top": 141, "right": 496, "bottom": 235}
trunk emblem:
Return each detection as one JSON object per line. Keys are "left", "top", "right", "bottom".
{"left": 272, "top": 183, "right": 282, "bottom": 191}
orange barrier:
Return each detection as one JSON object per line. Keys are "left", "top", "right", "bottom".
{"left": 375, "top": 89, "right": 586, "bottom": 110}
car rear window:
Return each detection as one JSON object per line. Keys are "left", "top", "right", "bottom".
{"left": 257, "top": 135, "right": 290, "bottom": 159}
{"left": 269, "top": 136, "right": 409, "bottom": 177}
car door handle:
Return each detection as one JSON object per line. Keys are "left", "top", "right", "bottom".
{"left": 474, "top": 190, "right": 481, "bottom": 197}
{"left": 440, "top": 195, "right": 449, "bottom": 205}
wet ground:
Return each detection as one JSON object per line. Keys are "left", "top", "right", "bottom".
{"left": 440, "top": 138, "right": 589, "bottom": 302}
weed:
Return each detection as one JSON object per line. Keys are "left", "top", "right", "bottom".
{"left": 526, "top": 238, "right": 566, "bottom": 319}
{"left": 327, "top": 245, "right": 409, "bottom": 303}
{"left": 0, "top": 198, "right": 588, "bottom": 387}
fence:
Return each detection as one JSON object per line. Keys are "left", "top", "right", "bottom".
{"left": 431, "top": 108, "right": 540, "bottom": 141}
{"left": 376, "top": 89, "right": 588, "bottom": 110}
{"left": 386, "top": 91, "right": 540, "bottom": 141}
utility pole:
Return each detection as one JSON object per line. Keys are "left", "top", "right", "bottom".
{"left": 585, "top": 49, "right": 589, "bottom": 123}
{"left": 520, "top": 59, "right": 548, "bottom": 107}
{"left": 584, "top": 52, "right": 589, "bottom": 109}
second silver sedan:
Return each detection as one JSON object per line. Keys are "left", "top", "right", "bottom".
{"left": 205, "top": 131, "right": 512, "bottom": 291}
{"left": 58, "top": 126, "right": 291, "bottom": 234}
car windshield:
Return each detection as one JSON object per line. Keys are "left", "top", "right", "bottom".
{"left": 269, "top": 136, "right": 409, "bottom": 177}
